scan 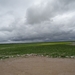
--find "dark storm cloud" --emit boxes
[26,0,75,24]
[0,0,75,43]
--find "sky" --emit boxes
[0,0,75,43]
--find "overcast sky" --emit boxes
[0,0,75,43]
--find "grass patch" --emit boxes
[0,42,75,59]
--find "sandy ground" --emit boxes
[0,56,75,75]
[72,42,75,45]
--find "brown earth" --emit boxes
[0,56,75,75]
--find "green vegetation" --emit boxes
[0,42,75,59]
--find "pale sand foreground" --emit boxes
[0,56,75,75]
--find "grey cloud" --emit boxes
[0,0,34,8]
[0,0,75,43]
[26,0,75,24]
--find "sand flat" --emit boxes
[0,56,75,75]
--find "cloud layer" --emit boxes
[0,0,75,43]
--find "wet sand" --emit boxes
[0,56,75,75]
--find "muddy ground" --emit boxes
[0,56,75,75]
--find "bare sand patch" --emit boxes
[0,56,75,75]
[71,42,75,45]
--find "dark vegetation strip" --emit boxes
[0,42,75,59]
